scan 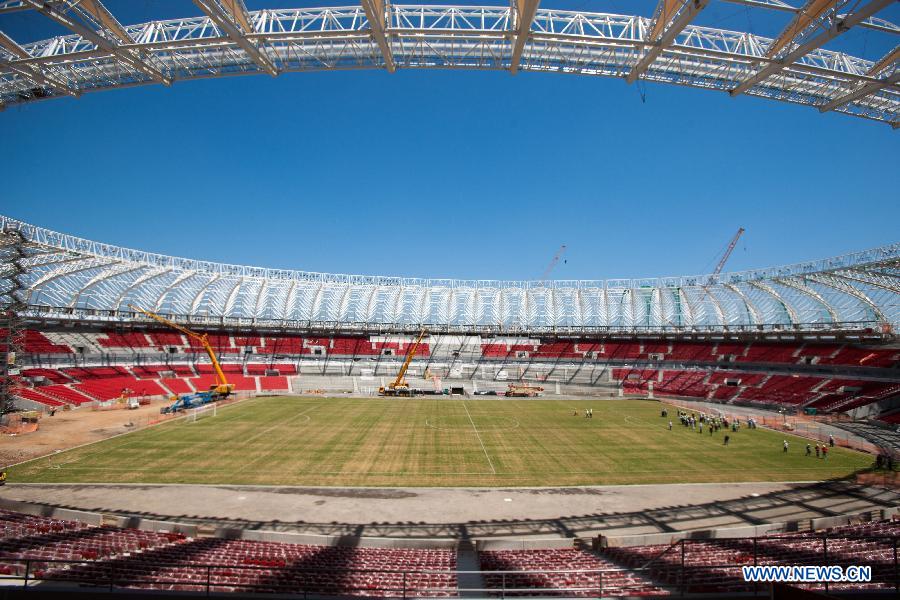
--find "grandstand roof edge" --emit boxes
[2,214,898,288]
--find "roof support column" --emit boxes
[510,0,540,74]
[626,0,710,84]
[819,46,899,113]
[24,0,170,84]
[730,0,894,97]
[361,0,395,73]
[193,0,277,76]
[0,30,77,96]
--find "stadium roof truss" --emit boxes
[1,215,898,337]
[0,1,898,125]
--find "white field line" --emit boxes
[462,401,496,475]
[30,466,497,476]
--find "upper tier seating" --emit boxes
[245,363,297,375]
[63,367,130,380]
[23,331,72,354]
[735,344,799,364]
[188,334,237,353]
[668,343,715,361]
[258,336,304,355]
[818,347,898,368]
[97,331,152,349]
[603,343,643,360]
[707,371,767,386]
[132,365,179,379]
[331,337,379,356]
[20,368,71,383]
[18,329,897,370]
[534,342,580,359]
[148,331,185,348]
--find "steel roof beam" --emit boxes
[192,0,278,76]
[718,0,899,34]
[767,0,843,59]
[22,0,170,85]
[360,0,395,73]
[819,45,899,112]
[510,0,540,75]
[74,0,132,44]
[731,0,894,97]
[806,273,886,323]
[627,0,710,84]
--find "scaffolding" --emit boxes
[0,227,27,414]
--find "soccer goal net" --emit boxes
[187,403,217,423]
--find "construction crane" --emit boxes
[378,329,427,397]
[540,244,567,280]
[712,228,745,276]
[128,304,234,400]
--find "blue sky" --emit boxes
[1,1,898,281]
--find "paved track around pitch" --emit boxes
[3,480,898,539]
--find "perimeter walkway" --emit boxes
[3,480,898,539]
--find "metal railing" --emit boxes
[0,534,897,597]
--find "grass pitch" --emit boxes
[9,397,872,487]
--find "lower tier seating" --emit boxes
[479,548,663,597]
[0,509,898,597]
[0,510,456,597]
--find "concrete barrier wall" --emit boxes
[2,496,896,551]
[0,497,103,526]
[477,538,577,551]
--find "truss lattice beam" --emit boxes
[627,0,710,84]
[0,5,898,123]
[192,0,278,76]
[361,0,395,72]
[22,0,170,85]
[731,0,895,97]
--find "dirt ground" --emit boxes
[0,400,167,467]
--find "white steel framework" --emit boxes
[2,215,898,336]
[0,2,897,125]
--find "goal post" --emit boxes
[187,403,217,423]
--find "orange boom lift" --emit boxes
[378,329,427,397]
[128,304,234,397]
